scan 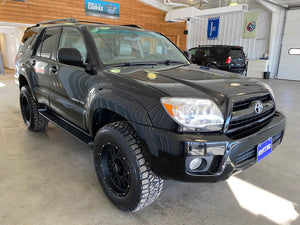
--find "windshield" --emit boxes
[89,27,189,66]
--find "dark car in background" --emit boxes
[187,45,248,75]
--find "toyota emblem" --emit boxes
[254,100,264,114]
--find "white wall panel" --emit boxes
[277,10,300,80]
[187,9,272,60]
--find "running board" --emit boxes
[39,110,94,148]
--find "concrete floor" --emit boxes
[0,70,299,225]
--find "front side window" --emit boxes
[58,28,87,62]
[89,27,189,66]
[36,29,59,58]
[189,49,197,57]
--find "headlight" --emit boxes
[161,98,224,131]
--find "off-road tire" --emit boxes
[20,85,48,131]
[94,121,163,212]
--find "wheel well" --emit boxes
[92,108,126,137]
[19,75,28,89]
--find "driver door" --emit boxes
[48,27,91,129]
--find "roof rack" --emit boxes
[122,24,143,29]
[77,20,107,25]
[36,18,78,26]
[32,18,142,30]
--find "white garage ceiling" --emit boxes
[168,0,300,7]
[139,0,300,10]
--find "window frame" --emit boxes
[57,27,89,64]
[33,27,61,61]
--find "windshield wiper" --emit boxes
[157,60,188,66]
[107,62,158,67]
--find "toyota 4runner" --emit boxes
[15,18,286,212]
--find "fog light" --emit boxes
[189,158,203,170]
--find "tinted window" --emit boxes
[231,49,245,59]
[58,28,87,62]
[189,49,197,56]
[212,48,228,59]
[36,29,59,58]
[19,28,38,52]
[199,48,211,57]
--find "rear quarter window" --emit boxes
[19,28,38,53]
[230,49,245,59]
[211,48,228,60]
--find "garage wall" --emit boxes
[187,9,271,59]
[277,10,300,81]
[0,0,186,50]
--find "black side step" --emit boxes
[39,110,94,148]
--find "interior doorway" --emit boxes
[0,21,32,71]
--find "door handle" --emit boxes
[51,66,58,73]
[31,59,36,66]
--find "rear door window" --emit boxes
[35,28,59,59]
[212,48,228,60]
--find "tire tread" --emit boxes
[21,86,48,131]
[103,121,163,212]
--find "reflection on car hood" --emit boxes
[106,64,269,102]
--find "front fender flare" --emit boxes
[86,88,152,136]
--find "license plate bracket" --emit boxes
[257,137,272,162]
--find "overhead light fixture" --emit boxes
[229,0,238,6]
[165,4,248,21]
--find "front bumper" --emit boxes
[132,111,286,182]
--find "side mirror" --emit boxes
[58,48,83,67]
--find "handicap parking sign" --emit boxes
[207,17,220,40]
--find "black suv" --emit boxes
[15,18,285,212]
[187,45,248,75]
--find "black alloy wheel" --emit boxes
[19,85,48,131]
[100,142,130,196]
[20,94,31,124]
[94,121,163,212]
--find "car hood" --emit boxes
[105,64,269,104]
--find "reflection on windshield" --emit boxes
[89,27,189,66]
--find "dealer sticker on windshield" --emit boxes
[257,137,272,162]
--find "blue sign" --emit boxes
[85,0,120,19]
[207,17,220,40]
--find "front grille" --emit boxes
[233,94,272,111]
[228,108,275,130]
[227,94,275,133]
[235,131,283,165]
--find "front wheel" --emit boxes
[94,121,163,212]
